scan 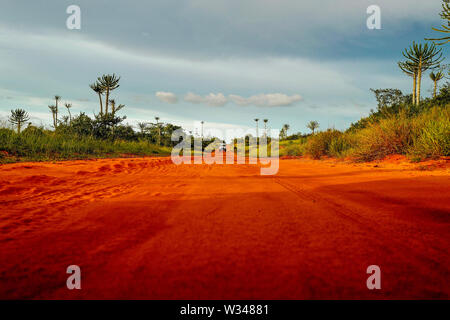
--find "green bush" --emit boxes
[350,106,449,162]
[351,114,413,162]
[408,107,450,160]
[279,142,304,157]
[304,129,344,159]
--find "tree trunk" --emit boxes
[158,126,161,145]
[412,73,417,105]
[105,88,110,115]
[98,93,103,116]
[17,121,21,134]
[55,100,58,127]
[416,60,422,105]
[416,70,421,105]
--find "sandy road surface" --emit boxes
[0,157,449,299]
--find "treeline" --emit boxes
[0,74,181,162]
[280,81,450,161]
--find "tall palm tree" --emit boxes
[65,103,72,124]
[201,121,204,138]
[90,82,104,116]
[48,105,57,128]
[54,95,61,125]
[307,121,319,134]
[254,118,259,138]
[9,109,30,133]
[398,61,418,104]
[155,116,161,145]
[430,70,445,98]
[402,42,444,105]
[426,1,450,45]
[263,119,268,137]
[97,74,120,115]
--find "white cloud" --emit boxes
[155,91,178,103]
[184,92,228,106]
[183,92,302,107]
[229,93,302,107]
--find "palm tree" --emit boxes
[54,95,61,125]
[65,103,72,123]
[137,122,147,134]
[282,123,290,137]
[426,1,450,45]
[254,118,259,139]
[48,105,57,128]
[9,109,30,133]
[307,121,319,134]
[263,119,268,136]
[90,82,104,116]
[398,61,418,104]
[430,70,445,98]
[155,116,161,145]
[402,42,444,105]
[97,74,120,115]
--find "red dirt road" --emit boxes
[0,157,449,299]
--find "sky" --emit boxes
[0,0,447,137]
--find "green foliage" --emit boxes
[427,0,450,45]
[408,107,450,160]
[8,108,30,133]
[328,134,355,158]
[306,120,319,134]
[351,106,449,162]
[279,138,306,157]
[0,126,170,163]
[370,88,407,111]
[69,112,94,136]
[304,129,344,159]
[277,103,449,162]
[349,85,450,131]
[279,123,290,139]
[351,112,415,162]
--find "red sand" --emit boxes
[0,157,449,299]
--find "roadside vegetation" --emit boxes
[0,74,177,163]
[279,87,450,162]
[280,1,450,162]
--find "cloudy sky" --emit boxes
[0,0,447,135]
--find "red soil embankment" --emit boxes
[0,157,449,299]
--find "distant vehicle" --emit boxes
[218,141,227,152]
